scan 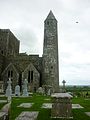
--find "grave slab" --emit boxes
[44,99,51,101]
[72,104,84,109]
[84,99,90,100]
[15,111,39,120]
[42,103,52,109]
[0,95,5,97]
[0,100,7,103]
[85,112,90,117]
[17,103,34,108]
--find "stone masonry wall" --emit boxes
[8,30,20,56]
[1,54,42,92]
[0,29,20,57]
[0,54,6,81]
[0,29,9,56]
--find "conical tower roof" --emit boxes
[45,10,57,21]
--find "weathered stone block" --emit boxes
[51,93,73,119]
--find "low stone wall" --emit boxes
[0,102,11,120]
[0,111,8,120]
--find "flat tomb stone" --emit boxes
[0,112,7,117]
[15,111,39,120]
[17,103,34,108]
[42,103,52,108]
[0,95,5,97]
[85,112,90,117]
[0,100,7,103]
[72,104,84,109]
[84,99,90,100]
[1,103,11,113]
[12,96,32,98]
[44,99,51,101]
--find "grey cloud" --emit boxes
[13,27,39,54]
[0,0,90,85]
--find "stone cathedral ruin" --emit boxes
[0,11,59,93]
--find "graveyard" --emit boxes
[0,88,90,120]
[9,93,90,120]
[0,79,90,119]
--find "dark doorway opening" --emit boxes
[19,73,22,91]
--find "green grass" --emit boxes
[10,94,51,120]
[10,94,90,120]
[72,98,90,120]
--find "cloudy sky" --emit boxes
[0,0,90,85]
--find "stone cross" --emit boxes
[62,80,66,92]
[22,79,28,96]
[6,78,12,102]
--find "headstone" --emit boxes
[42,85,52,95]
[47,89,51,96]
[22,79,28,96]
[5,78,12,102]
[15,85,20,96]
[42,85,47,95]
[51,93,73,119]
[36,87,44,94]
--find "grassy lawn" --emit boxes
[72,98,90,120]
[10,94,90,120]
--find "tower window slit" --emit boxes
[1,50,3,54]
[47,21,49,25]
[51,66,53,69]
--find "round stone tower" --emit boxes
[43,11,59,92]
